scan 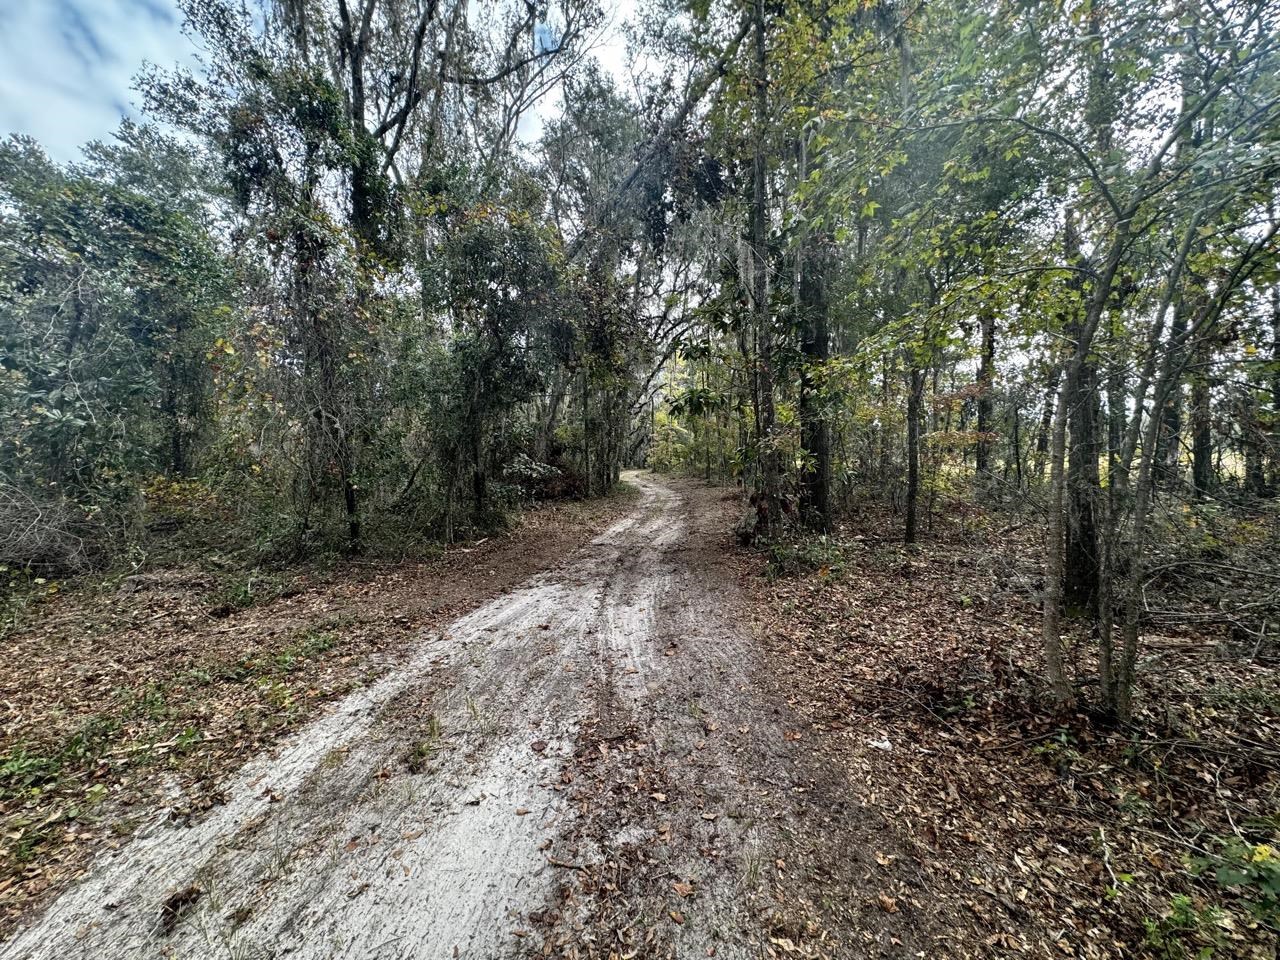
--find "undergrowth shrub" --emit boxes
[1142,894,1224,959]
[1192,836,1280,930]
[765,535,844,579]
[0,484,97,572]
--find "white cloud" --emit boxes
[0,0,642,163]
[0,0,197,162]
[516,0,637,146]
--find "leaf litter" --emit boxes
[0,492,635,939]
[741,501,1278,958]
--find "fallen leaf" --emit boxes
[159,885,203,933]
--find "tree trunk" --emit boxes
[472,430,487,520]
[1042,370,1075,706]
[799,232,831,531]
[1271,263,1280,490]
[1040,207,1132,709]
[905,366,924,545]
[163,364,186,477]
[1241,382,1266,497]
[1063,216,1101,618]
[1011,403,1024,489]
[1191,343,1213,495]
[1156,298,1189,489]
[1064,361,1101,617]
[581,368,592,497]
[1034,367,1061,478]
[749,0,780,536]
[975,307,996,491]
[1117,347,1188,720]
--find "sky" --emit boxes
[0,0,199,161]
[0,0,635,164]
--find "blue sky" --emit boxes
[0,0,196,161]
[0,0,640,163]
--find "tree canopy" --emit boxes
[2,0,1278,720]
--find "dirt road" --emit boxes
[3,473,904,960]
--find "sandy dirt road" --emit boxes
[3,473,905,960]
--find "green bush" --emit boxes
[1142,894,1223,959]
[765,535,844,578]
[1192,836,1280,929]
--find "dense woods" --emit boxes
[3,0,646,562]
[7,0,1277,710]
[2,0,1280,954]
[646,0,1280,724]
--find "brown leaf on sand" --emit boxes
[160,885,203,933]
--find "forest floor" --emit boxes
[0,473,928,960]
[0,487,638,944]
[1,473,1276,959]
[740,497,1279,960]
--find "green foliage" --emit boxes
[1192,837,1280,929]
[272,629,340,674]
[215,570,290,612]
[1142,895,1224,960]
[765,536,843,578]
[1,129,229,566]
[0,748,61,793]
[0,713,122,804]
[647,414,697,473]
